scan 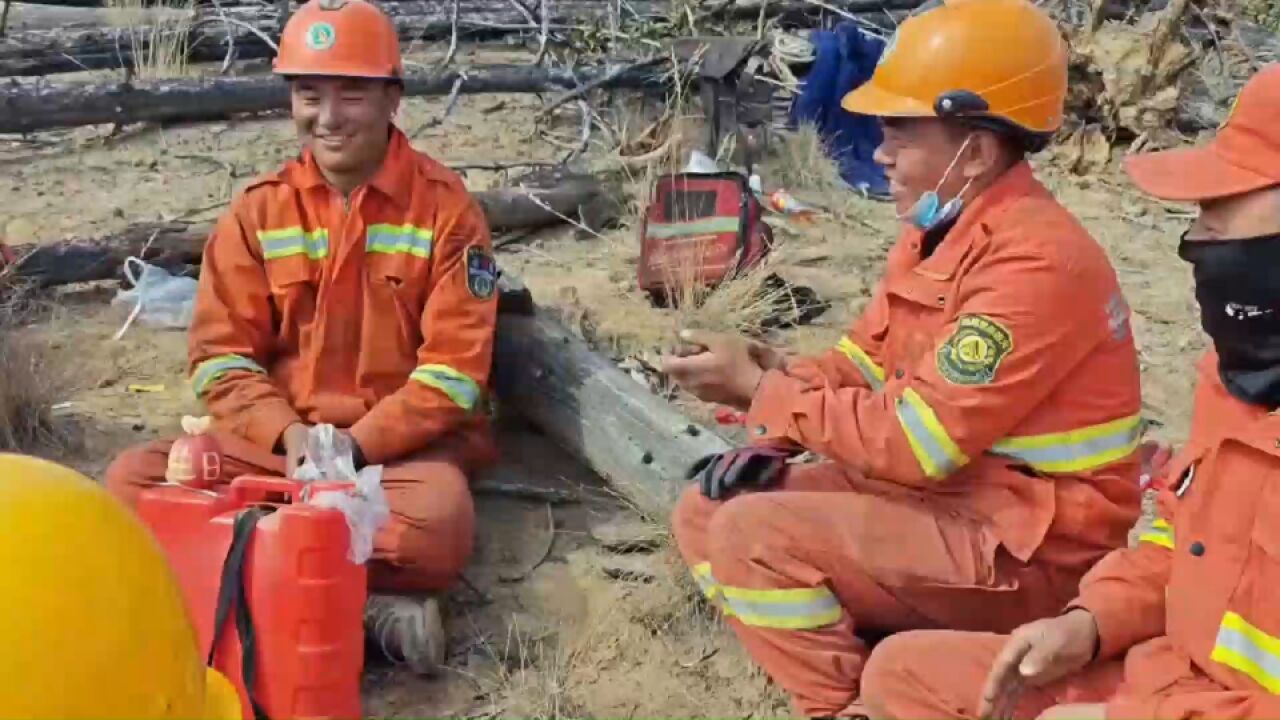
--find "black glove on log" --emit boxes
[686,446,795,501]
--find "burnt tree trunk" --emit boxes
[3,178,612,285]
[0,62,663,133]
[491,284,731,519]
[0,0,922,77]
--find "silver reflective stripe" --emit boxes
[836,337,885,390]
[410,364,481,411]
[1138,518,1174,549]
[367,223,434,259]
[191,354,267,397]
[720,586,843,630]
[257,227,329,260]
[690,562,720,600]
[1212,612,1280,693]
[722,595,840,621]
[646,217,741,239]
[895,389,967,479]
[990,414,1143,474]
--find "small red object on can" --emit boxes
[165,415,222,489]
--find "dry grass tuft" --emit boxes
[468,545,789,720]
[470,618,584,720]
[105,0,195,80]
[0,318,77,454]
[762,124,866,216]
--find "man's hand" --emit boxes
[1138,439,1174,490]
[660,330,770,409]
[1036,704,1106,720]
[979,609,1100,720]
[281,422,311,476]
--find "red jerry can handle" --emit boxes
[228,475,357,506]
[228,475,306,505]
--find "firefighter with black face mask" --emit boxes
[859,64,1280,720]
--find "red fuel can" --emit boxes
[137,476,367,720]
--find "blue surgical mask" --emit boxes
[899,135,976,231]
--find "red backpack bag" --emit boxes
[637,172,773,305]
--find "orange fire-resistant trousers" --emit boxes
[860,631,1126,719]
[671,463,1084,718]
[104,427,497,593]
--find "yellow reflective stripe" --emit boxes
[835,337,885,390]
[895,388,969,479]
[719,584,842,630]
[191,354,266,397]
[410,364,481,412]
[646,217,742,239]
[1212,611,1280,693]
[1138,517,1174,550]
[990,414,1143,474]
[690,561,721,601]
[366,223,434,259]
[256,226,329,260]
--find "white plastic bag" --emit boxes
[683,149,723,174]
[111,257,199,338]
[295,424,391,565]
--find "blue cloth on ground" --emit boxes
[789,22,891,199]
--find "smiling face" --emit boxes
[289,75,402,186]
[873,117,973,217]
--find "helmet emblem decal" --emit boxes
[305,21,337,51]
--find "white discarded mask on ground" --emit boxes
[296,423,390,565]
[111,257,199,339]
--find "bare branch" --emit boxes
[533,0,550,66]
[442,0,460,67]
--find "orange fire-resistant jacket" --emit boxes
[188,127,498,465]
[744,162,1143,564]
[1072,352,1280,718]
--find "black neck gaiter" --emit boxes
[1179,232,1280,409]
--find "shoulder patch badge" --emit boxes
[466,245,499,300]
[936,314,1013,386]
[1106,293,1131,342]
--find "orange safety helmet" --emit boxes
[842,0,1068,148]
[273,0,403,80]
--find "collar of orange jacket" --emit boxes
[289,124,416,208]
[906,159,1046,277]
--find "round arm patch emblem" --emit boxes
[936,314,1013,385]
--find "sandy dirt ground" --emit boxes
[0,40,1208,718]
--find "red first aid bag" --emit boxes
[637,172,773,302]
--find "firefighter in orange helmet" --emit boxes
[104,0,499,677]
[860,63,1280,720]
[660,1,1144,716]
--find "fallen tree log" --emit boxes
[0,0,665,76]
[492,275,731,519]
[3,178,610,286]
[0,0,921,77]
[0,62,664,133]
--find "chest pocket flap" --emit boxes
[257,225,327,292]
